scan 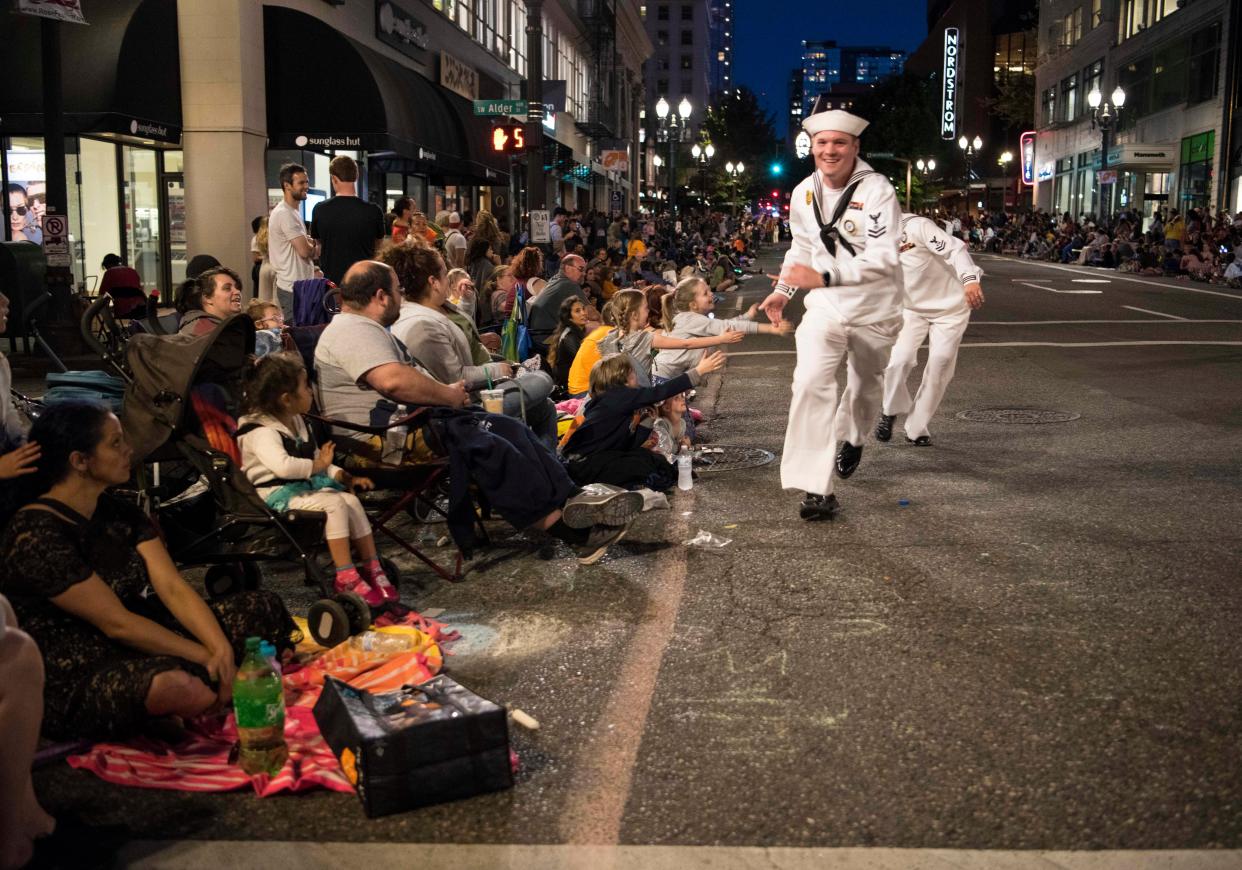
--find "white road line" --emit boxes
[982,256,1242,301]
[727,340,1242,356]
[1121,305,1187,320]
[971,319,1241,324]
[1013,280,1101,294]
[119,842,1242,870]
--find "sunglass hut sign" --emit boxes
[941,28,959,140]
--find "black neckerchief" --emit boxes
[810,172,870,258]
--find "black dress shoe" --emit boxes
[799,492,840,521]
[906,435,932,446]
[875,414,896,442]
[835,441,863,478]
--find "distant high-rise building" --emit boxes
[642,0,712,135]
[790,41,906,146]
[708,0,734,99]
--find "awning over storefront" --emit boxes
[0,0,182,143]
[1107,143,1177,172]
[264,6,507,185]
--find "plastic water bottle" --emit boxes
[349,630,417,654]
[677,445,693,491]
[233,637,287,776]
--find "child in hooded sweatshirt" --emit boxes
[561,350,725,490]
[652,276,793,381]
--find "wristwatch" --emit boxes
[821,270,833,287]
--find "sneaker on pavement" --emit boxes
[562,486,644,529]
[576,523,630,565]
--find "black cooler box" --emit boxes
[312,675,513,817]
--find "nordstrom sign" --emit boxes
[941,28,959,140]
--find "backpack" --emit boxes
[501,281,532,363]
[292,278,339,327]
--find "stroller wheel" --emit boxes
[204,563,246,599]
[333,591,373,636]
[308,598,352,648]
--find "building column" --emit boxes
[178,0,268,289]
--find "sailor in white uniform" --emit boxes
[759,100,904,521]
[874,214,985,446]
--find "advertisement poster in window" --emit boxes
[6,147,46,246]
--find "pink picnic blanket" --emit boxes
[68,628,446,797]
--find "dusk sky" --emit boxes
[732,0,933,128]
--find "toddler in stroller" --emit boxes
[237,352,396,608]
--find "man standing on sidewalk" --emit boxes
[311,155,385,287]
[268,162,319,319]
[873,213,985,447]
[758,100,903,521]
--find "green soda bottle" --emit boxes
[233,636,288,775]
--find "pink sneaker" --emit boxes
[334,567,383,607]
[363,560,400,604]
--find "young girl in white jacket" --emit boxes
[237,353,394,608]
[651,277,792,380]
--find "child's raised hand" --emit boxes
[351,475,375,492]
[0,441,40,480]
[696,350,727,376]
[312,441,335,475]
[744,303,760,320]
[719,329,745,344]
[776,318,795,336]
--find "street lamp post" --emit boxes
[691,141,715,206]
[958,134,982,215]
[998,150,1014,210]
[725,160,745,218]
[655,96,693,217]
[915,158,936,211]
[1088,85,1126,222]
[652,154,664,213]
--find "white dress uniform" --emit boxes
[881,214,982,440]
[778,158,904,498]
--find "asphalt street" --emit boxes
[27,245,1242,867]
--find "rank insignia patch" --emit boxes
[866,212,887,238]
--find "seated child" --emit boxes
[246,298,285,357]
[598,288,743,387]
[646,391,690,461]
[652,276,792,380]
[237,352,395,607]
[561,351,724,491]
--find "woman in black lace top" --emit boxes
[0,401,295,740]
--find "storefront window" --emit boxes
[78,138,122,291]
[122,146,161,294]
[1142,172,1169,229]
[1178,130,1214,212]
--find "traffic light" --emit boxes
[770,161,783,176]
[490,124,526,153]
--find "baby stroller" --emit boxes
[120,315,403,647]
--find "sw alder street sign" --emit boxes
[474,99,528,116]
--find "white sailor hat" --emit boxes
[802,94,869,138]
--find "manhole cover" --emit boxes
[956,408,1081,425]
[693,445,776,473]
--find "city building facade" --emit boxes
[707,0,734,99]
[1,0,650,300]
[907,0,1038,214]
[1031,0,1236,225]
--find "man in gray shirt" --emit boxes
[527,254,589,352]
[314,260,644,565]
